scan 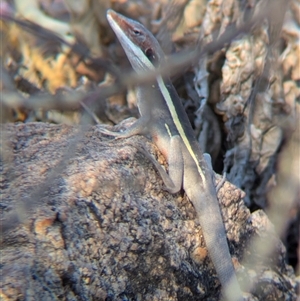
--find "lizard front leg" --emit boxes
[99,118,184,193]
[98,115,151,139]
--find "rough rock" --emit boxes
[0,123,297,301]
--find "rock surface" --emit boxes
[0,123,297,300]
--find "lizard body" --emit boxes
[105,9,243,301]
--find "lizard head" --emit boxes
[107,9,165,73]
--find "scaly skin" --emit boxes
[105,9,243,301]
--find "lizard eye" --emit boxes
[145,48,156,63]
[133,29,141,35]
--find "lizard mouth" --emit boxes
[106,9,155,73]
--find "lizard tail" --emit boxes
[188,187,243,301]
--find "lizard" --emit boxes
[104,9,243,301]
